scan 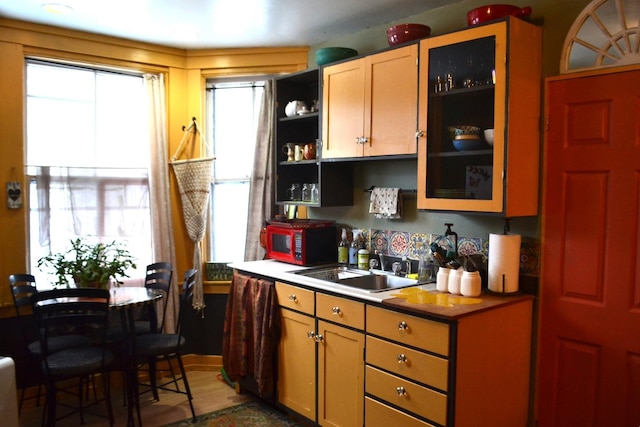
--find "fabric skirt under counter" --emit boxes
[222,272,280,398]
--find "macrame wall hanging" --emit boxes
[170,117,214,311]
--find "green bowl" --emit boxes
[315,47,358,66]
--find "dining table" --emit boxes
[109,286,164,427]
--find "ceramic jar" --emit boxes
[447,267,462,295]
[460,270,481,297]
[436,267,450,292]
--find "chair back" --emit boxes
[176,269,197,335]
[145,262,173,332]
[9,274,38,317]
[30,288,111,358]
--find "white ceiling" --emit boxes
[0,0,462,49]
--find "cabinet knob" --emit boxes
[331,306,342,316]
[288,294,297,302]
[314,334,324,343]
[396,386,407,396]
[398,321,409,331]
[355,137,361,144]
[307,331,316,339]
[397,354,407,363]
[362,136,369,144]
[416,130,425,138]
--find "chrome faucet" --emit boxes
[376,250,386,271]
[402,256,412,275]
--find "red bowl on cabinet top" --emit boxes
[467,4,532,26]
[387,23,431,46]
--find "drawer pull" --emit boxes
[314,334,324,343]
[331,306,342,316]
[307,331,316,339]
[397,354,407,363]
[398,321,409,331]
[396,386,407,396]
[288,294,297,302]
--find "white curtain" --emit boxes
[35,166,150,254]
[244,80,275,261]
[144,73,179,333]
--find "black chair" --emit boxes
[8,274,90,414]
[135,269,197,422]
[107,262,173,339]
[31,288,115,427]
[136,262,173,335]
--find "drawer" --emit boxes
[366,365,448,426]
[316,293,365,330]
[366,305,450,356]
[365,397,436,427]
[276,282,314,315]
[366,336,448,391]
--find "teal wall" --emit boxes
[307,0,593,245]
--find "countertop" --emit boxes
[229,260,534,320]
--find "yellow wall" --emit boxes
[0,18,308,311]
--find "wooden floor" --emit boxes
[18,370,252,427]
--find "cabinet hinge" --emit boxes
[545,115,550,131]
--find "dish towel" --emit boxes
[369,187,403,219]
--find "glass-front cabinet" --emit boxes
[417,18,542,216]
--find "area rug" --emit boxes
[162,400,303,427]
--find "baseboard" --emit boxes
[181,354,222,371]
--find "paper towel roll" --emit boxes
[488,233,521,293]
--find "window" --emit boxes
[206,81,264,262]
[26,60,151,287]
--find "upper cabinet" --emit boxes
[275,69,353,207]
[322,45,419,159]
[416,18,542,216]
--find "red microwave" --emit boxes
[265,219,336,266]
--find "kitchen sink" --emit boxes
[291,265,420,292]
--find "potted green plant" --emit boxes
[37,237,137,289]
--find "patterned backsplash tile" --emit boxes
[363,228,539,276]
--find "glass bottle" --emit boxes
[349,230,361,267]
[337,228,349,266]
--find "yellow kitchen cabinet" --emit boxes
[365,297,533,427]
[276,284,365,426]
[317,320,364,427]
[316,293,365,427]
[276,282,316,420]
[416,17,541,215]
[322,45,419,159]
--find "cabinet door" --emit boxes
[278,308,316,420]
[317,320,364,427]
[416,18,541,215]
[322,58,366,159]
[365,44,418,157]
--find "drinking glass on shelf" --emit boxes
[287,183,301,201]
[310,183,319,203]
[302,184,312,202]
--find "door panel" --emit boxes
[539,68,640,427]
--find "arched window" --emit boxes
[561,0,640,73]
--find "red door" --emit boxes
[538,68,640,426]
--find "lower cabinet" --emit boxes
[278,308,316,420]
[276,282,316,420]
[275,280,533,427]
[365,300,533,427]
[276,282,365,426]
